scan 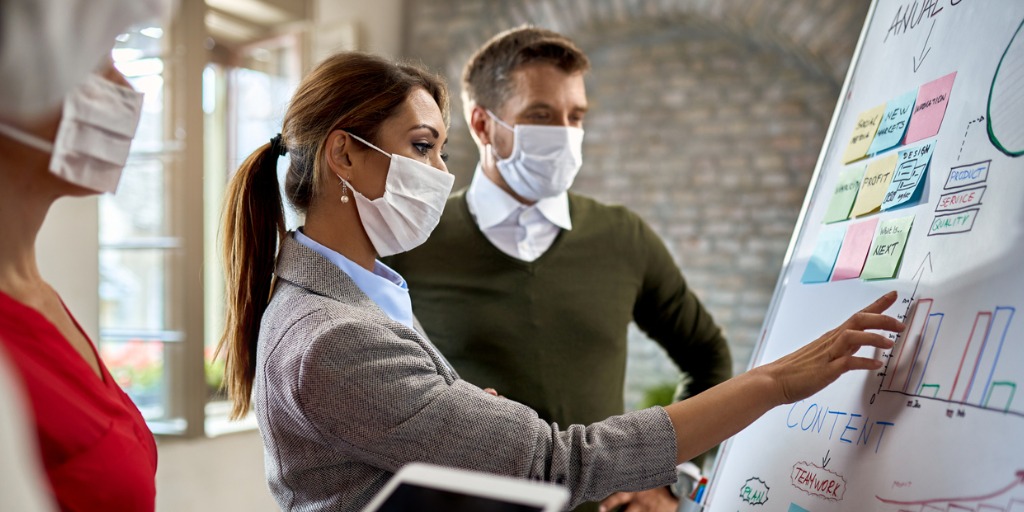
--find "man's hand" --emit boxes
[599,487,677,512]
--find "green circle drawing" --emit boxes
[987,17,1019,156]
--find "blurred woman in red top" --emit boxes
[0,62,158,510]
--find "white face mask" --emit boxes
[341,133,455,257]
[0,0,162,119]
[488,110,584,202]
[0,73,144,194]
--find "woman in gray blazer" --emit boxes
[216,52,903,511]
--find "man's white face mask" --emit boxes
[0,73,145,194]
[339,133,455,258]
[0,0,162,119]
[487,110,584,202]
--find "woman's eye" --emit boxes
[412,142,434,156]
[440,152,449,163]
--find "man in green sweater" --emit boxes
[385,27,732,512]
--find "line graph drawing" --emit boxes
[876,470,1024,511]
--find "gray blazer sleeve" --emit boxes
[296,317,679,507]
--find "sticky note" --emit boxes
[802,225,847,283]
[831,218,879,281]
[905,72,956,144]
[850,153,898,217]
[882,139,936,210]
[862,215,915,280]
[823,165,865,223]
[842,103,887,163]
[868,90,917,155]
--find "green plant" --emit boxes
[637,381,680,409]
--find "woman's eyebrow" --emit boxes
[409,124,440,138]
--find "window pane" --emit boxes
[100,248,170,331]
[100,157,169,243]
[100,339,166,420]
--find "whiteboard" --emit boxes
[706,1,1024,511]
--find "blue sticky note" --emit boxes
[789,504,810,512]
[868,90,917,155]
[801,225,847,284]
[882,138,936,210]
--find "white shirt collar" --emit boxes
[466,164,572,230]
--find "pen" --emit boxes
[690,476,707,501]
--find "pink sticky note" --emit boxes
[831,218,880,281]
[905,72,956,144]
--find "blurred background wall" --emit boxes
[401,0,870,402]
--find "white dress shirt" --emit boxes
[466,165,572,262]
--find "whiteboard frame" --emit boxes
[705,0,881,507]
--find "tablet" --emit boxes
[360,463,570,512]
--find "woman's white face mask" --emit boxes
[339,133,455,257]
[487,110,584,202]
[0,73,144,194]
[0,74,145,194]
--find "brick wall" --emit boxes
[402,0,870,408]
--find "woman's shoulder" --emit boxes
[262,279,421,365]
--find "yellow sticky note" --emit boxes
[842,104,886,163]
[850,153,898,217]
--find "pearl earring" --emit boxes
[338,175,350,203]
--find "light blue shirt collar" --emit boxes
[293,229,415,329]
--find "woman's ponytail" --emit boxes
[217,136,287,419]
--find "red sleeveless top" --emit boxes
[0,291,157,511]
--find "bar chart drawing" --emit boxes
[881,298,1019,416]
[876,470,1024,511]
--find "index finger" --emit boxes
[860,291,899,314]
[845,312,905,333]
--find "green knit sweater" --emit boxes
[387,190,733,433]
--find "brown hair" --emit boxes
[461,26,590,112]
[217,52,449,419]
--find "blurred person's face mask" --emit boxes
[340,133,455,257]
[0,0,162,118]
[487,110,584,202]
[0,73,144,193]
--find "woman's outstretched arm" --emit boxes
[664,291,904,463]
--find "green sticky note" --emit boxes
[862,215,915,280]
[823,165,865,223]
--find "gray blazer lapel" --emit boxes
[274,234,459,382]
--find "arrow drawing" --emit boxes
[913,19,936,73]
[959,115,986,161]
[822,449,831,469]
[875,252,933,398]
[910,251,934,302]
